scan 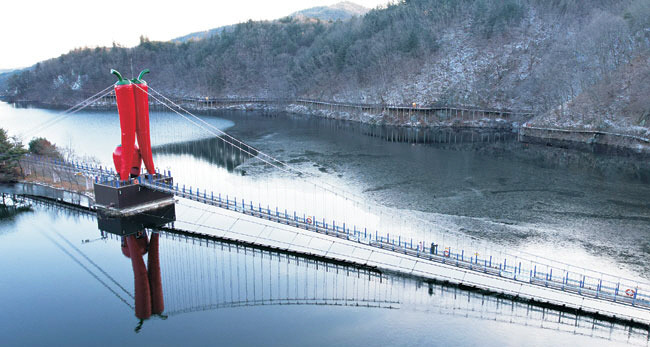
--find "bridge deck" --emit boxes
[171,198,650,325]
[18,156,650,325]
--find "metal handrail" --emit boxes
[24,156,650,311]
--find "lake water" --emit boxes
[0,201,647,346]
[1,102,650,345]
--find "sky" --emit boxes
[0,0,389,70]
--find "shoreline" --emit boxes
[6,98,650,157]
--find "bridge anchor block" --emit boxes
[93,174,175,216]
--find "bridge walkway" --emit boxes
[18,156,650,325]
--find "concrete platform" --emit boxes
[93,174,174,215]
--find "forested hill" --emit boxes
[3,0,650,132]
[173,2,368,43]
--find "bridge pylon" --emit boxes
[93,69,175,217]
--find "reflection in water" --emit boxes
[0,193,32,220]
[157,232,397,315]
[127,230,650,344]
[328,119,518,147]
[96,205,176,330]
[96,205,176,236]
[6,198,650,345]
[121,232,164,328]
[153,136,258,172]
[36,199,650,344]
[36,222,167,332]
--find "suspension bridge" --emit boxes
[10,79,650,328]
[17,196,650,344]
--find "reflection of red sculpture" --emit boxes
[121,232,164,320]
[111,69,156,180]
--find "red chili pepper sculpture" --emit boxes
[132,70,156,175]
[111,69,156,180]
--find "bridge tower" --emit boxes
[93,69,175,216]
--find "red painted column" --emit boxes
[112,69,137,181]
[132,69,156,175]
[147,232,164,314]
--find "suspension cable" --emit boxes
[140,84,373,206]
[53,229,134,299]
[138,85,479,249]
[22,87,114,139]
[41,231,134,309]
[18,85,114,140]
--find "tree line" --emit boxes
[3,0,649,125]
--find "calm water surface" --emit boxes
[1,102,650,344]
[2,102,649,279]
[0,203,647,346]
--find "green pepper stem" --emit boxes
[110,69,124,82]
[137,69,150,81]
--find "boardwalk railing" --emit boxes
[21,155,650,312]
[82,93,649,150]
[91,92,535,122]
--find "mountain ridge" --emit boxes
[290,1,369,21]
[173,1,368,42]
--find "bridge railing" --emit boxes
[24,155,650,312]
[127,172,650,312]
